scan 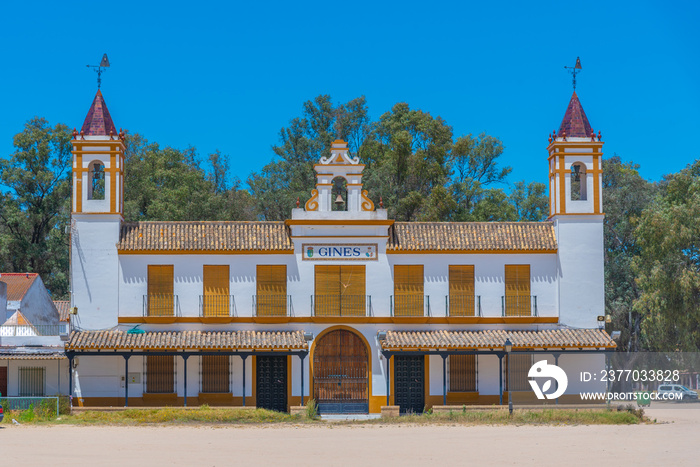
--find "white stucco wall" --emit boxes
[72,214,122,330]
[1,359,69,397]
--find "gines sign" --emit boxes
[302,244,378,261]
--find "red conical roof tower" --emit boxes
[80,90,117,136]
[557,92,592,138]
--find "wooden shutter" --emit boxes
[505,354,531,391]
[0,366,7,397]
[505,265,531,317]
[341,265,365,316]
[394,265,424,317]
[201,355,229,393]
[203,265,230,317]
[314,265,366,316]
[147,265,174,316]
[449,265,475,316]
[449,355,476,392]
[146,356,174,393]
[256,265,287,316]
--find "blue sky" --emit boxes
[1,0,698,190]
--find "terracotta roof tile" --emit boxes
[381,329,616,350]
[0,273,38,301]
[117,221,294,252]
[53,300,70,322]
[81,90,117,136]
[66,330,308,351]
[388,222,557,252]
[557,92,593,138]
[3,310,31,326]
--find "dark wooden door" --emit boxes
[256,356,287,412]
[394,356,425,414]
[313,329,369,413]
[0,366,7,397]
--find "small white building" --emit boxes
[65,90,613,412]
[0,273,68,398]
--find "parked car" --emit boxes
[657,384,699,402]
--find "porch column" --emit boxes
[299,353,305,406]
[68,355,74,406]
[182,355,189,407]
[385,353,391,406]
[498,354,503,405]
[442,354,447,405]
[241,355,247,407]
[124,355,131,407]
[553,353,560,406]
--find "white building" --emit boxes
[65,90,614,413]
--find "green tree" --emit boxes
[123,133,255,222]
[248,95,373,220]
[602,156,657,351]
[0,118,71,297]
[633,160,700,351]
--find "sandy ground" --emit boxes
[1,407,699,466]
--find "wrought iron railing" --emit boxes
[199,295,236,317]
[501,295,538,317]
[390,295,430,317]
[143,294,180,317]
[0,324,69,336]
[252,294,292,317]
[311,295,372,317]
[445,295,481,317]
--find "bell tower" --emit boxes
[548,92,605,328]
[70,90,123,330]
[547,92,603,217]
[71,89,124,216]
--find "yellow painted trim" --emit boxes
[313,163,366,169]
[285,219,394,226]
[110,152,117,213]
[117,316,560,325]
[593,155,601,214]
[387,249,557,255]
[117,249,294,255]
[305,189,319,211]
[558,154,566,214]
[308,325,372,409]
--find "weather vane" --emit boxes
[564,57,582,91]
[86,54,110,89]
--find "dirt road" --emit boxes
[1,408,698,466]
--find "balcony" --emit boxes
[252,294,292,317]
[143,294,180,317]
[199,295,236,317]
[446,295,481,317]
[390,295,431,317]
[311,295,372,317]
[501,295,538,317]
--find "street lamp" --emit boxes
[504,338,513,415]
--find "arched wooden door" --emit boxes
[313,329,369,414]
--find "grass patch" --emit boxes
[3,405,647,426]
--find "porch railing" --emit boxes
[0,324,69,336]
[311,295,372,317]
[252,294,292,317]
[501,295,538,317]
[390,295,430,317]
[445,295,481,317]
[199,295,236,317]
[143,294,180,317]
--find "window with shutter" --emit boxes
[504,265,531,316]
[146,356,174,393]
[203,265,230,317]
[505,354,532,391]
[201,355,230,393]
[256,265,287,316]
[147,265,174,316]
[449,265,475,316]
[449,355,477,392]
[314,265,366,316]
[394,265,424,316]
